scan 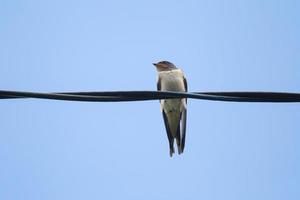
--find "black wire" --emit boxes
[1,90,300,103]
[201,92,300,102]
[0,90,241,102]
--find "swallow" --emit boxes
[153,61,187,157]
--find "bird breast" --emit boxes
[158,69,185,92]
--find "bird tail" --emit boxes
[176,138,183,155]
[175,120,183,155]
[169,138,175,157]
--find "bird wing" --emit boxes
[183,75,188,102]
[157,75,161,91]
[162,109,174,145]
[158,76,171,140]
[180,104,187,152]
[180,75,188,152]
[158,74,175,155]
[157,75,162,104]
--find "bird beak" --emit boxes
[153,63,157,67]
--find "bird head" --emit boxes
[153,61,177,72]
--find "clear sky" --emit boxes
[1,0,300,199]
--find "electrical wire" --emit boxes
[1,90,300,103]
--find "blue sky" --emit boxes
[1,0,300,199]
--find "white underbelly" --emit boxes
[158,69,186,112]
[159,70,185,92]
[158,70,186,136]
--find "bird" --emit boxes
[153,61,187,157]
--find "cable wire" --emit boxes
[1,90,300,103]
